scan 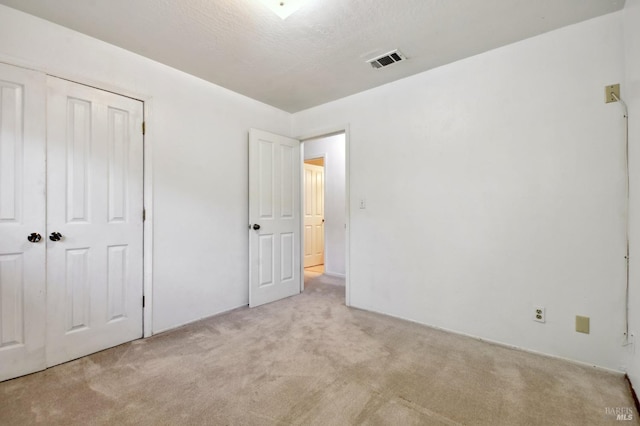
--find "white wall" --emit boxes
[623,0,640,386]
[293,12,627,369]
[303,134,346,276]
[0,5,291,333]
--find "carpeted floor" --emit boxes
[0,273,638,425]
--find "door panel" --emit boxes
[280,144,295,218]
[0,254,24,343]
[108,108,131,223]
[46,77,143,367]
[107,245,128,321]
[303,163,324,267]
[66,98,91,223]
[259,234,274,287]
[259,140,274,219]
[281,232,294,280]
[249,129,300,307]
[0,63,46,381]
[65,248,90,332]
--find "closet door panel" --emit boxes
[0,63,46,382]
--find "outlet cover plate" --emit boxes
[605,84,620,103]
[534,306,545,323]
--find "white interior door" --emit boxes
[303,163,324,268]
[249,129,301,307]
[45,77,144,366]
[0,63,47,381]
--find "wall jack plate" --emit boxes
[605,84,620,103]
[576,315,590,334]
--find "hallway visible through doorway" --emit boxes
[301,132,346,284]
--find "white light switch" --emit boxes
[359,199,366,209]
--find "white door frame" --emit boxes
[298,126,350,306]
[0,57,155,338]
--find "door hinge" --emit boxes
[142,296,145,308]
[143,208,146,221]
[142,121,146,135]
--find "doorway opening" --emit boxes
[301,132,347,292]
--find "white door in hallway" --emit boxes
[45,77,144,366]
[249,129,301,307]
[0,63,47,381]
[303,163,324,268]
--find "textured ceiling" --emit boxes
[0,0,626,112]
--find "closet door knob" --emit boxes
[27,233,42,243]
[49,232,63,242]
[252,224,261,230]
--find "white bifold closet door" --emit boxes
[46,77,144,367]
[0,63,144,382]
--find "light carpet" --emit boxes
[0,273,637,425]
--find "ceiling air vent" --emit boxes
[367,50,407,69]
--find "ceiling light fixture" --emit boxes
[261,0,310,19]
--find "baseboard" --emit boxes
[350,303,623,375]
[324,271,345,278]
[151,303,248,336]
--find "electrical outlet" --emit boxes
[605,84,620,103]
[359,199,366,209]
[534,306,545,323]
